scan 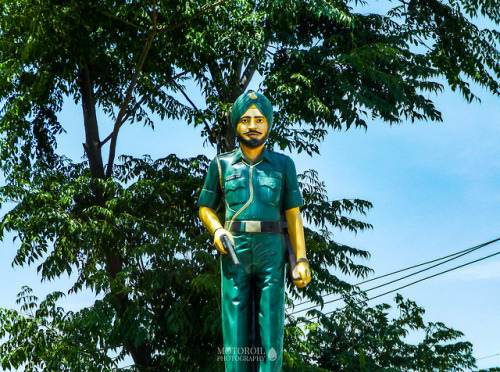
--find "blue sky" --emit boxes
[1,80,499,369]
[306,86,500,369]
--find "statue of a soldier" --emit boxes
[199,91,311,371]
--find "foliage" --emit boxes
[0,287,116,371]
[0,152,371,370]
[0,154,226,370]
[0,0,499,370]
[179,0,500,153]
[285,293,476,371]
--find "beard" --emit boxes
[237,131,269,148]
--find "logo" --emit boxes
[268,347,277,362]
[217,347,265,362]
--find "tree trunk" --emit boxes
[217,88,247,154]
[80,64,105,179]
[217,112,236,154]
[79,63,153,368]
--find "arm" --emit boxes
[199,206,234,255]
[285,206,311,288]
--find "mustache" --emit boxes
[243,130,263,135]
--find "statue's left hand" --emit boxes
[293,261,311,288]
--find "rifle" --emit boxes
[221,234,239,266]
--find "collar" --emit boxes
[231,147,274,165]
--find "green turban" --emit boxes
[230,91,274,132]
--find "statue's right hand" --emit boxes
[214,228,234,255]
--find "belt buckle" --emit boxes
[245,221,261,233]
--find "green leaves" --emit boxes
[0,153,227,369]
[286,293,476,371]
[1,0,499,369]
[0,148,375,369]
[0,287,117,372]
[390,0,500,103]
[299,169,373,234]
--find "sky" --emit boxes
[1,22,500,372]
[295,86,500,369]
[1,81,499,370]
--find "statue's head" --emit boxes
[231,91,273,148]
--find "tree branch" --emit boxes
[100,70,189,147]
[80,63,105,179]
[105,1,159,179]
[207,61,226,98]
[240,59,257,91]
[157,0,232,34]
[104,0,232,178]
[230,60,242,89]
[173,80,213,135]
[240,42,269,91]
[98,10,148,31]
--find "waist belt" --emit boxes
[225,220,286,233]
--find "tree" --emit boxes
[0,0,233,369]
[177,0,500,154]
[285,293,476,371]
[0,0,499,370]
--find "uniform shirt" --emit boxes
[198,147,303,222]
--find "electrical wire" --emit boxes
[290,237,500,310]
[293,246,500,324]
[476,353,500,361]
[288,238,500,316]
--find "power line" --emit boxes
[356,238,500,286]
[477,352,500,361]
[289,238,500,316]
[294,246,500,323]
[355,248,500,306]
[290,237,500,311]
[290,238,500,315]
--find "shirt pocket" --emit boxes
[225,177,248,207]
[258,176,282,206]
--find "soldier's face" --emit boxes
[236,106,269,148]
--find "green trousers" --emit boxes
[221,232,286,372]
